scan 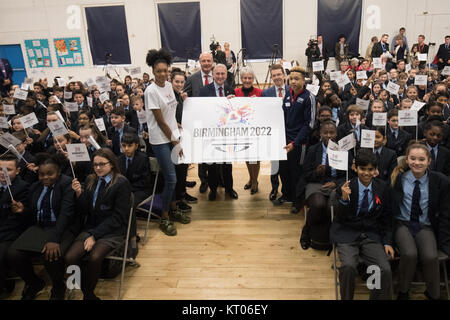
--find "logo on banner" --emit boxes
[218,102,254,127]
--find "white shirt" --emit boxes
[144,81,180,145]
[201,70,213,86]
[275,85,286,98]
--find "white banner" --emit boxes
[312,60,324,72]
[66,144,91,162]
[180,97,287,163]
[372,112,387,127]
[414,75,427,86]
[398,110,418,127]
[338,133,357,151]
[356,71,368,80]
[361,129,376,149]
[48,120,69,137]
[327,149,348,171]
[19,113,39,129]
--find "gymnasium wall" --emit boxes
[0,0,449,83]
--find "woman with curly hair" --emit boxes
[144,49,190,237]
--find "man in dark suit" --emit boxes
[261,64,289,201]
[199,64,238,201]
[184,52,214,193]
[414,35,429,69]
[371,34,390,59]
[0,58,13,98]
[330,150,393,300]
[437,36,450,71]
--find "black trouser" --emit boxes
[207,163,233,192]
[131,190,150,237]
[198,163,208,184]
[301,193,330,242]
[6,248,66,292]
[279,146,303,201]
[175,164,188,200]
[65,240,113,300]
[0,241,13,290]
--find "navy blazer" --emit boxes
[199,82,235,97]
[183,70,206,97]
[389,170,450,254]
[376,147,397,181]
[330,177,393,245]
[118,151,151,193]
[0,177,29,242]
[261,85,289,98]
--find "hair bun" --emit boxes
[146,48,172,68]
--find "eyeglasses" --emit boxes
[93,162,110,168]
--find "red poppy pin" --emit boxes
[375,195,381,205]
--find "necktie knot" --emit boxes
[414,180,420,187]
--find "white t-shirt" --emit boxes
[144,81,180,145]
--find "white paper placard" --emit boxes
[398,110,418,127]
[361,129,376,149]
[312,60,324,72]
[356,71,368,80]
[89,136,101,150]
[86,96,93,107]
[66,144,91,162]
[21,83,31,91]
[65,102,78,112]
[7,144,28,164]
[414,75,427,86]
[336,74,351,88]
[3,105,15,115]
[306,84,320,96]
[187,60,196,68]
[372,112,387,127]
[282,62,292,70]
[418,53,428,62]
[129,67,141,76]
[405,64,412,73]
[99,92,109,104]
[64,91,73,100]
[338,133,357,151]
[356,98,370,111]
[326,149,349,171]
[137,110,147,124]
[0,133,21,148]
[48,120,69,137]
[13,88,28,101]
[410,101,426,112]
[373,58,383,69]
[55,110,66,124]
[386,82,400,95]
[0,117,9,129]
[56,78,67,87]
[443,66,450,76]
[94,118,106,132]
[330,71,341,81]
[19,113,38,129]
[327,140,340,151]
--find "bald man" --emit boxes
[183,52,215,193]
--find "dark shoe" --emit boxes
[184,193,198,204]
[176,201,192,213]
[273,196,292,206]
[21,279,45,300]
[208,190,217,201]
[290,205,300,214]
[50,287,66,300]
[300,238,311,250]
[129,245,139,259]
[199,182,208,193]
[269,189,278,201]
[397,291,409,300]
[185,181,196,188]
[244,183,251,190]
[169,209,191,224]
[226,189,238,199]
[159,219,177,236]
[250,183,259,195]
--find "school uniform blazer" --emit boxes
[118,151,151,193]
[433,145,450,176]
[18,151,37,184]
[376,147,397,181]
[199,83,235,97]
[303,142,346,185]
[336,122,370,142]
[106,124,137,141]
[389,171,450,254]
[0,177,29,242]
[385,128,412,157]
[26,174,76,243]
[371,42,390,58]
[102,114,113,132]
[330,178,393,245]
[261,85,290,98]
[183,71,205,97]
[78,175,132,240]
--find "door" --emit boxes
[0,44,27,85]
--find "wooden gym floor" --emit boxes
[5,162,434,300]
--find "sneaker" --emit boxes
[177,201,192,213]
[169,209,191,224]
[21,279,45,300]
[159,219,177,236]
[184,193,198,204]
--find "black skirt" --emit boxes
[10,225,76,254]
